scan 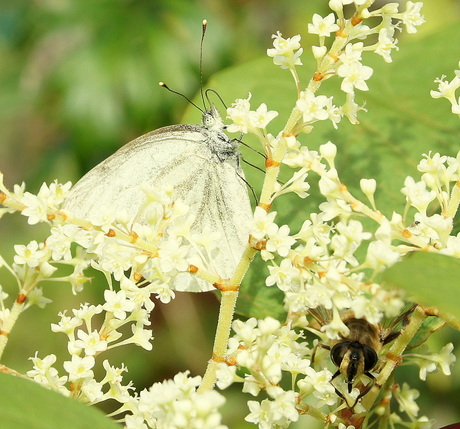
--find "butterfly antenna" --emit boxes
[205,88,227,110]
[159,82,204,114]
[200,19,208,110]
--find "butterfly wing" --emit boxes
[64,124,252,292]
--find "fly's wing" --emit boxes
[308,306,333,328]
[64,124,252,292]
[380,303,418,345]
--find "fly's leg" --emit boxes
[350,371,376,410]
[310,342,331,365]
[330,369,352,409]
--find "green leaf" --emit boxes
[0,373,119,429]
[182,23,460,320]
[237,264,286,321]
[382,252,460,324]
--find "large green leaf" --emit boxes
[182,23,460,320]
[0,373,119,429]
[382,252,460,324]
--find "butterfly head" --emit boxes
[202,105,225,132]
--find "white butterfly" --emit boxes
[63,105,253,292]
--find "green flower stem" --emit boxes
[199,20,358,393]
[0,295,27,360]
[446,180,460,219]
[198,289,239,393]
[199,243,257,392]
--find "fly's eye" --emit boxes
[330,342,351,367]
[362,345,378,371]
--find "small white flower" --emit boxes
[319,198,352,221]
[27,353,58,378]
[298,367,335,402]
[81,379,104,403]
[296,89,330,123]
[401,176,436,213]
[320,141,337,162]
[266,224,296,257]
[102,360,127,385]
[129,323,154,351]
[318,175,341,199]
[417,359,437,381]
[374,27,399,63]
[227,95,278,134]
[266,259,300,291]
[103,289,136,320]
[27,353,68,393]
[216,363,237,390]
[48,181,72,206]
[415,343,456,380]
[365,240,400,271]
[157,237,189,273]
[21,192,49,225]
[308,13,340,38]
[400,1,425,34]
[267,31,303,70]
[396,382,420,417]
[73,330,108,356]
[51,311,82,338]
[63,355,95,382]
[328,0,355,13]
[342,92,366,124]
[251,207,278,241]
[226,94,252,133]
[245,390,299,427]
[232,318,259,345]
[312,45,327,60]
[26,287,53,309]
[46,224,80,261]
[360,178,377,195]
[337,60,374,93]
[14,240,47,267]
[73,303,103,324]
[248,103,279,129]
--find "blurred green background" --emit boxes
[1,0,460,427]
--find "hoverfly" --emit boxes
[308,303,417,408]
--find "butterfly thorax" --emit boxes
[202,106,239,164]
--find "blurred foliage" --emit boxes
[1,0,460,428]
[0,0,333,187]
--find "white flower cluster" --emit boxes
[28,353,132,405]
[408,343,457,381]
[1,1,458,428]
[0,175,229,427]
[258,1,425,129]
[226,93,279,141]
[126,372,227,429]
[217,318,308,427]
[431,61,460,117]
[222,2,458,425]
